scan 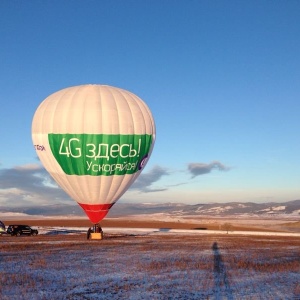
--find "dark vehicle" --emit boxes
[0,220,6,235]
[7,225,38,236]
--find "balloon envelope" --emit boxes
[32,85,156,223]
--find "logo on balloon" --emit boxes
[34,145,46,151]
[138,155,149,170]
[48,133,153,176]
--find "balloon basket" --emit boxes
[90,232,103,240]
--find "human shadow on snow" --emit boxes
[212,242,234,300]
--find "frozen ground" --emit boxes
[0,227,299,299]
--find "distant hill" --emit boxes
[108,200,300,218]
[1,200,299,219]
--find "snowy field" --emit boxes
[0,227,299,299]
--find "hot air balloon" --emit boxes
[32,84,155,226]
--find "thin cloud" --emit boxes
[167,182,189,188]
[0,164,171,209]
[130,165,169,193]
[188,161,230,178]
[0,164,72,208]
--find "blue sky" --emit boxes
[1,1,300,211]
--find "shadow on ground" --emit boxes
[212,242,234,300]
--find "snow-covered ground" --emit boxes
[1,227,299,299]
[36,226,300,237]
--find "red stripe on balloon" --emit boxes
[78,203,115,224]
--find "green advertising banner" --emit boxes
[48,134,153,176]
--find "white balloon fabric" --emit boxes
[32,85,156,223]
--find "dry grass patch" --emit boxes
[0,233,299,299]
